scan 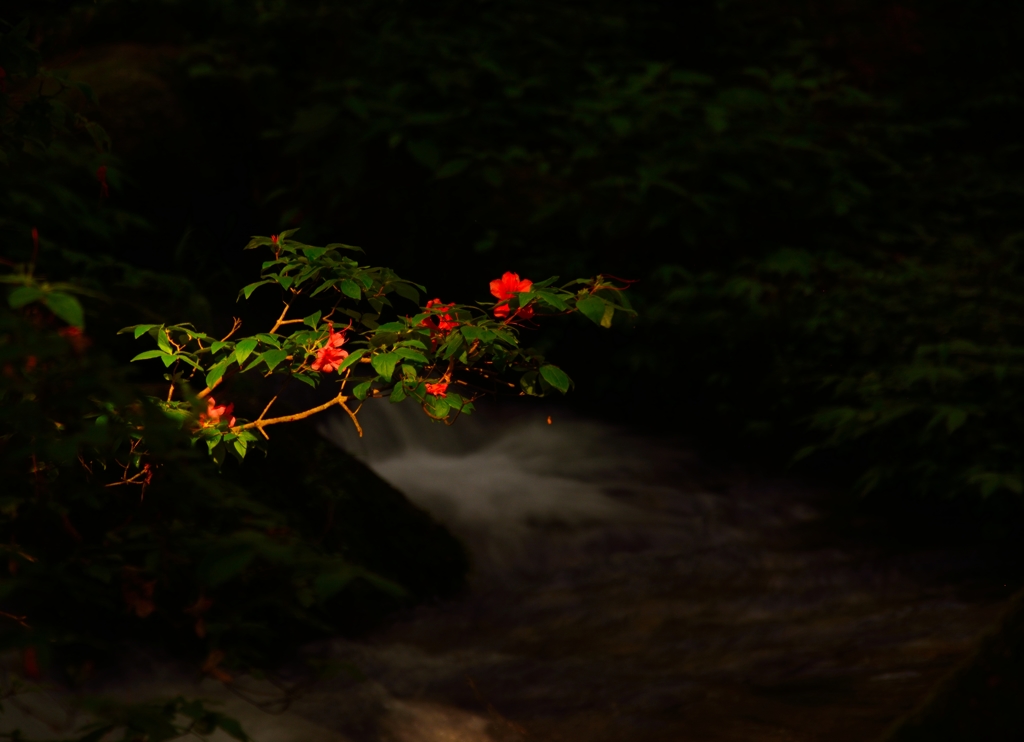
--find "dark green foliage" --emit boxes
[0,694,251,742]
[0,12,468,692]
[0,303,466,671]
[55,0,1014,502]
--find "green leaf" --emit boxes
[131,350,171,362]
[303,310,323,328]
[310,279,337,297]
[201,549,256,587]
[340,279,362,300]
[534,289,568,311]
[353,381,373,400]
[156,328,172,353]
[234,338,259,365]
[133,324,159,339]
[424,396,451,419]
[371,352,399,381]
[205,361,229,389]
[407,139,441,169]
[540,364,572,393]
[73,81,99,104]
[440,333,466,360]
[215,716,251,742]
[394,347,428,364]
[600,302,615,328]
[520,371,541,396]
[436,159,470,178]
[313,569,355,600]
[8,286,44,308]
[531,276,560,289]
[177,354,203,370]
[43,292,85,328]
[240,280,273,300]
[398,338,428,350]
[460,326,496,343]
[211,340,231,355]
[576,296,606,326]
[261,349,290,372]
[390,384,408,403]
[392,282,420,303]
[337,348,367,372]
[293,373,318,388]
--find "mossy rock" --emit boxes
[226,422,469,631]
[884,589,1024,741]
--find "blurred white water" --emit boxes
[4,402,1013,742]
[318,401,663,576]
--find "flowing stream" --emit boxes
[4,404,1017,741]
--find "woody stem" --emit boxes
[268,302,291,334]
[197,377,222,400]
[339,399,363,438]
[257,395,278,421]
[220,317,242,343]
[233,392,349,434]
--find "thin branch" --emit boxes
[220,317,243,342]
[268,302,291,334]
[197,377,223,399]
[257,395,279,421]
[233,392,348,435]
[0,611,30,629]
[339,399,364,437]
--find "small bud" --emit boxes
[23,647,40,679]
[96,165,109,198]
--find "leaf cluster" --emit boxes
[122,230,631,462]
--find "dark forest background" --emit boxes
[3,0,1024,736]
[11,0,1024,502]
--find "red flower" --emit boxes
[425,381,448,397]
[489,272,534,319]
[96,165,109,198]
[422,298,458,332]
[199,396,236,427]
[271,234,278,243]
[312,323,349,373]
[59,325,90,354]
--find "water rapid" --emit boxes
[4,402,1016,742]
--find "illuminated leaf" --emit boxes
[540,364,572,393]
